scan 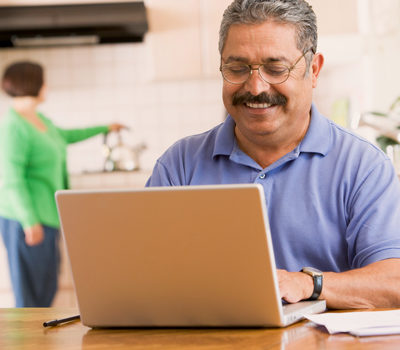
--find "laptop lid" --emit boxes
[56,184,322,328]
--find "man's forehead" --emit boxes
[225,21,297,42]
[222,22,299,62]
[222,54,291,64]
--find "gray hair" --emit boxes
[219,0,317,67]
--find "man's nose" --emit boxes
[244,67,272,96]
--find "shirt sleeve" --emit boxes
[56,125,109,144]
[38,114,109,144]
[0,124,39,228]
[145,159,176,187]
[346,159,400,268]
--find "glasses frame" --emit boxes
[220,48,315,85]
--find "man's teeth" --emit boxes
[246,102,272,108]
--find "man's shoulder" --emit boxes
[327,118,387,160]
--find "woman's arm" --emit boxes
[56,123,126,144]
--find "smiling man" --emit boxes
[146,0,400,309]
[220,20,322,168]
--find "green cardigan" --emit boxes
[0,108,109,229]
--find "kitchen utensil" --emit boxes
[102,131,146,172]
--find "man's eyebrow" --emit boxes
[222,55,291,64]
[262,55,290,64]
[223,56,250,64]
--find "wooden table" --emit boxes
[1,308,400,349]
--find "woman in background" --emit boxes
[0,61,124,307]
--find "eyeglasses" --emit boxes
[220,48,315,85]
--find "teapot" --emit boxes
[102,131,146,172]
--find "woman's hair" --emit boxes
[2,61,44,97]
[219,0,317,67]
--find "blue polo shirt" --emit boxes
[146,104,400,272]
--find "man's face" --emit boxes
[221,21,322,147]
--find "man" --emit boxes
[146,0,400,309]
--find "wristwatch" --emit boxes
[301,267,323,300]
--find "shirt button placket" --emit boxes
[259,173,266,179]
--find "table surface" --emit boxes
[1,308,400,350]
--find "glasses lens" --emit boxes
[259,63,289,84]
[221,64,250,84]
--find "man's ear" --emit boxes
[311,53,324,88]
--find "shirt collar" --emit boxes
[212,103,332,158]
[212,115,236,158]
[298,103,331,156]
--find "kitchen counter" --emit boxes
[69,170,151,190]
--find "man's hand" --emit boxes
[24,224,44,246]
[277,269,314,303]
[278,260,400,308]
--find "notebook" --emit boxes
[55,184,326,328]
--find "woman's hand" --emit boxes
[108,123,128,132]
[24,224,45,246]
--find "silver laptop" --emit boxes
[56,184,325,328]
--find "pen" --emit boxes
[43,315,80,327]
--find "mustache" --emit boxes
[232,91,287,106]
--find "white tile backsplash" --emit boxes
[0,42,224,174]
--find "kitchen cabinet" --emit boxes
[0,0,140,5]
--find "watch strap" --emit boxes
[301,268,323,300]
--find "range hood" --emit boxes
[0,2,148,48]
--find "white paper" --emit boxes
[349,326,400,337]
[305,310,400,336]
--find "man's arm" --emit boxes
[278,258,400,309]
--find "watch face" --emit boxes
[303,267,323,276]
